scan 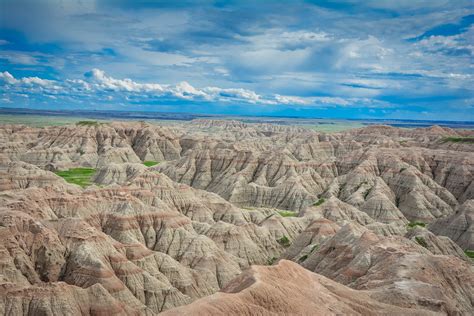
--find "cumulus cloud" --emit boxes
[0,69,389,109]
[0,71,56,87]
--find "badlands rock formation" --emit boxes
[0,119,473,315]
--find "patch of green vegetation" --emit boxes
[407,221,426,229]
[278,210,297,217]
[143,161,159,167]
[76,120,100,126]
[400,167,407,172]
[277,235,291,247]
[299,254,308,262]
[465,250,474,259]
[55,167,96,188]
[442,136,474,143]
[415,236,428,249]
[363,189,371,199]
[310,244,319,253]
[313,198,326,207]
[267,256,278,265]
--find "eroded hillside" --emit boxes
[0,120,472,315]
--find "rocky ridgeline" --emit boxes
[0,120,473,315]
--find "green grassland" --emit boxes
[143,161,159,167]
[55,168,96,187]
[313,198,326,206]
[277,210,297,217]
[407,221,426,229]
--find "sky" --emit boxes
[0,0,473,121]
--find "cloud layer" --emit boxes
[0,0,473,120]
[2,69,385,109]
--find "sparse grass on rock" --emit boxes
[415,236,428,248]
[278,210,297,217]
[310,244,319,253]
[277,235,291,247]
[465,250,474,259]
[407,221,426,229]
[267,257,278,265]
[299,254,308,262]
[313,198,326,206]
[55,167,96,187]
[143,161,159,167]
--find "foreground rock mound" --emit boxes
[0,161,304,314]
[302,223,474,314]
[162,260,433,316]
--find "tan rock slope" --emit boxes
[162,260,438,316]
[429,199,474,250]
[0,120,473,315]
[0,160,304,314]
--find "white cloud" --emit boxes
[86,68,165,93]
[0,71,18,84]
[0,68,396,109]
[416,29,474,56]
[275,95,313,105]
[0,71,55,87]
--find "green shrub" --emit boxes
[55,168,96,187]
[310,244,319,253]
[299,254,308,262]
[267,256,278,265]
[363,189,371,199]
[278,210,297,217]
[415,236,428,248]
[407,221,426,228]
[143,161,159,167]
[465,250,474,259]
[313,198,326,206]
[277,235,291,247]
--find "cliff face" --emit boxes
[0,120,473,315]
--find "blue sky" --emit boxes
[0,0,473,120]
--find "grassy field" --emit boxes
[0,115,106,127]
[55,168,96,187]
